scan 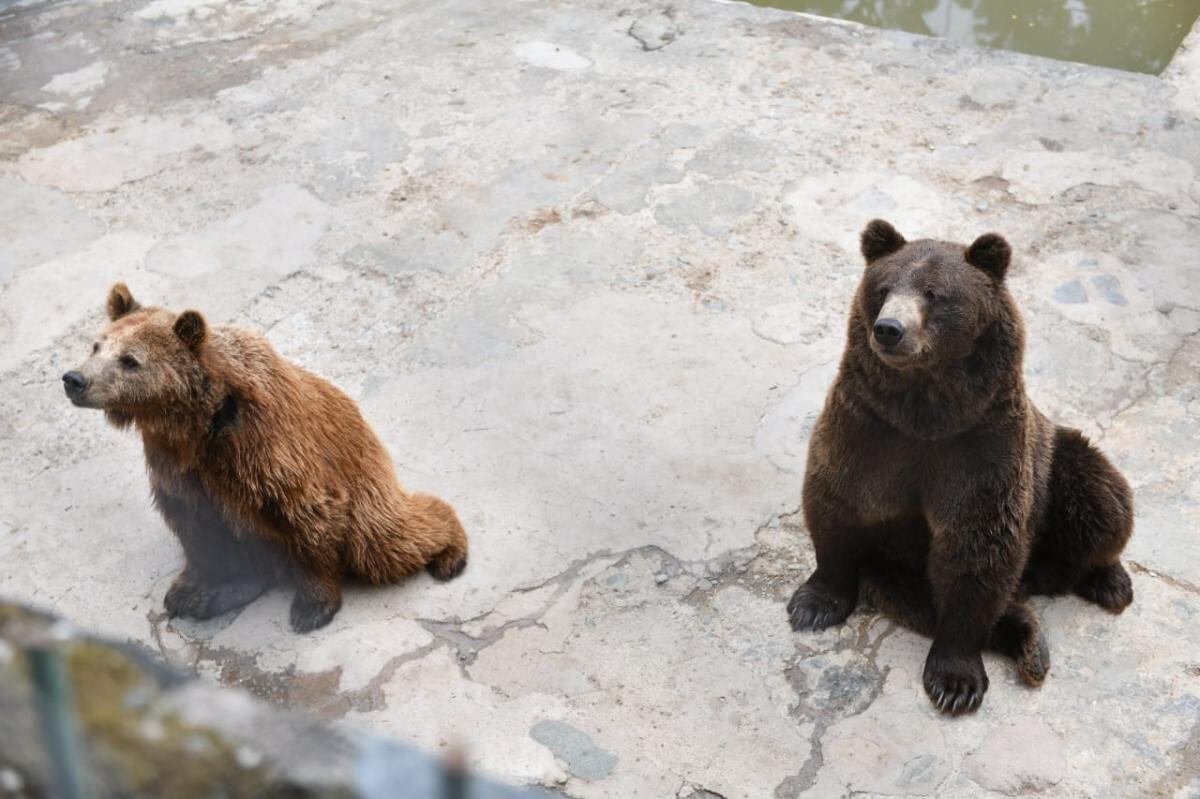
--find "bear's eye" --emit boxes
[91,342,100,354]
[878,287,890,301]
[924,289,940,302]
[119,354,140,370]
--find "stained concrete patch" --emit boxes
[964,716,1066,794]
[515,42,590,71]
[0,178,101,280]
[40,61,108,95]
[144,184,329,318]
[1001,148,1198,212]
[1091,274,1129,306]
[14,113,234,192]
[132,0,332,49]
[1053,278,1088,304]
[1024,251,1179,363]
[688,132,776,177]
[784,172,954,254]
[530,721,617,781]
[654,183,756,237]
[0,232,160,372]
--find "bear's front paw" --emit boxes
[1074,562,1133,613]
[289,593,340,633]
[923,647,989,715]
[787,580,855,632]
[164,576,208,619]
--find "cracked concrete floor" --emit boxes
[2,0,1200,796]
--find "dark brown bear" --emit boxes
[787,220,1134,714]
[64,284,469,633]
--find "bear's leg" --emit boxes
[290,563,343,633]
[862,558,1049,687]
[987,603,1051,687]
[155,485,274,620]
[343,493,468,584]
[1023,427,1134,612]
[414,493,469,581]
[924,473,1028,715]
[788,477,864,632]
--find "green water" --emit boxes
[746,0,1200,74]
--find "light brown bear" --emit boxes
[64,284,468,632]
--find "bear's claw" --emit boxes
[923,648,989,715]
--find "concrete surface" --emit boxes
[2,0,1199,796]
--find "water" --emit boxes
[745,0,1200,74]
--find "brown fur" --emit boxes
[787,221,1133,714]
[64,284,468,632]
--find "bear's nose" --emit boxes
[62,371,88,396]
[873,318,905,348]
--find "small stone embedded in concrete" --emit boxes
[530,721,617,781]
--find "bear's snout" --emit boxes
[873,318,905,348]
[62,370,88,400]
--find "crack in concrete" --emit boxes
[626,9,679,53]
[1129,559,1200,597]
[419,616,547,671]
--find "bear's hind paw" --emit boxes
[1074,562,1133,613]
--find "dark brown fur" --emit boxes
[787,220,1133,714]
[65,284,469,633]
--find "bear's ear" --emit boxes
[174,310,207,351]
[106,283,141,320]
[860,219,906,263]
[966,233,1012,281]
